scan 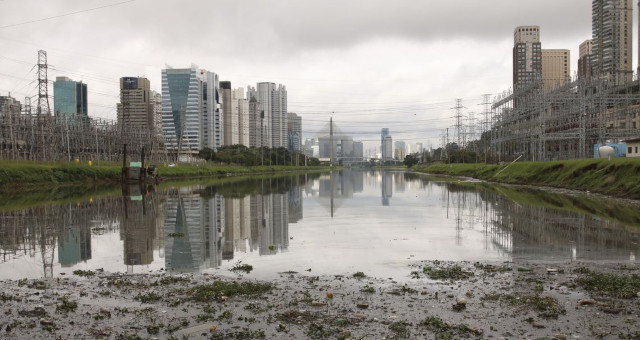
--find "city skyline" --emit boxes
[0,0,635,150]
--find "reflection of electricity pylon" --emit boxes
[40,222,55,278]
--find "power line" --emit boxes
[0,0,137,30]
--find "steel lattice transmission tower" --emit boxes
[453,99,464,148]
[37,50,51,116]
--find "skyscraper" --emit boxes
[53,76,87,123]
[513,26,542,89]
[248,96,261,147]
[541,49,570,92]
[578,39,593,79]
[287,112,302,152]
[248,83,288,148]
[381,128,392,160]
[232,88,248,146]
[394,140,406,160]
[161,66,220,152]
[0,94,21,118]
[220,81,233,146]
[150,90,162,134]
[592,0,633,84]
[117,77,154,130]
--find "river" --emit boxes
[1,169,639,281]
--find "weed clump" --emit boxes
[353,272,366,278]
[420,316,481,338]
[425,265,474,281]
[55,296,78,313]
[576,270,640,298]
[72,270,95,277]
[155,276,191,285]
[361,285,375,293]
[388,320,411,338]
[474,262,511,273]
[134,292,163,304]
[503,294,566,319]
[306,322,340,339]
[186,281,271,302]
[230,261,254,274]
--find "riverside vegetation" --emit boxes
[0,160,325,189]
[416,158,640,200]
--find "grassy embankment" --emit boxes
[416,158,640,200]
[0,160,329,190]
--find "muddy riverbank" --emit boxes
[1,260,639,339]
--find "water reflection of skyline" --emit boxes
[2,171,640,279]
[163,177,300,273]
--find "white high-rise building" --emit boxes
[161,66,221,151]
[232,88,249,146]
[150,90,162,135]
[248,83,288,148]
[381,128,392,160]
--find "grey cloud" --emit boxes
[267,0,591,49]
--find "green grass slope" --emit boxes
[417,158,640,200]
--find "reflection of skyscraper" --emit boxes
[288,184,303,223]
[260,193,289,255]
[164,192,224,272]
[393,172,406,193]
[203,195,223,269]
[121,191,157,266]
[164,195,202,272]
[58,226,91,267]
[222,197,252,258]
[249,195,263,252]
[222,197,235,260]
[381,172,393,206]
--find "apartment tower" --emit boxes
[220,81,233,146]
[232,88,249,146]
[541,49,571,92]
[578,39,594,79]
[248,96,261,147]
[247,83,288,148]
[592,0,633,85]
[513,26,542,89]
[117,77,154,130]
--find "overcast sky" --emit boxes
[0,0,631,151]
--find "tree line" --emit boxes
[198,145,320,166]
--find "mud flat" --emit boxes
[1,260,640,339]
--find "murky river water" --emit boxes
[1,170,640,281]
